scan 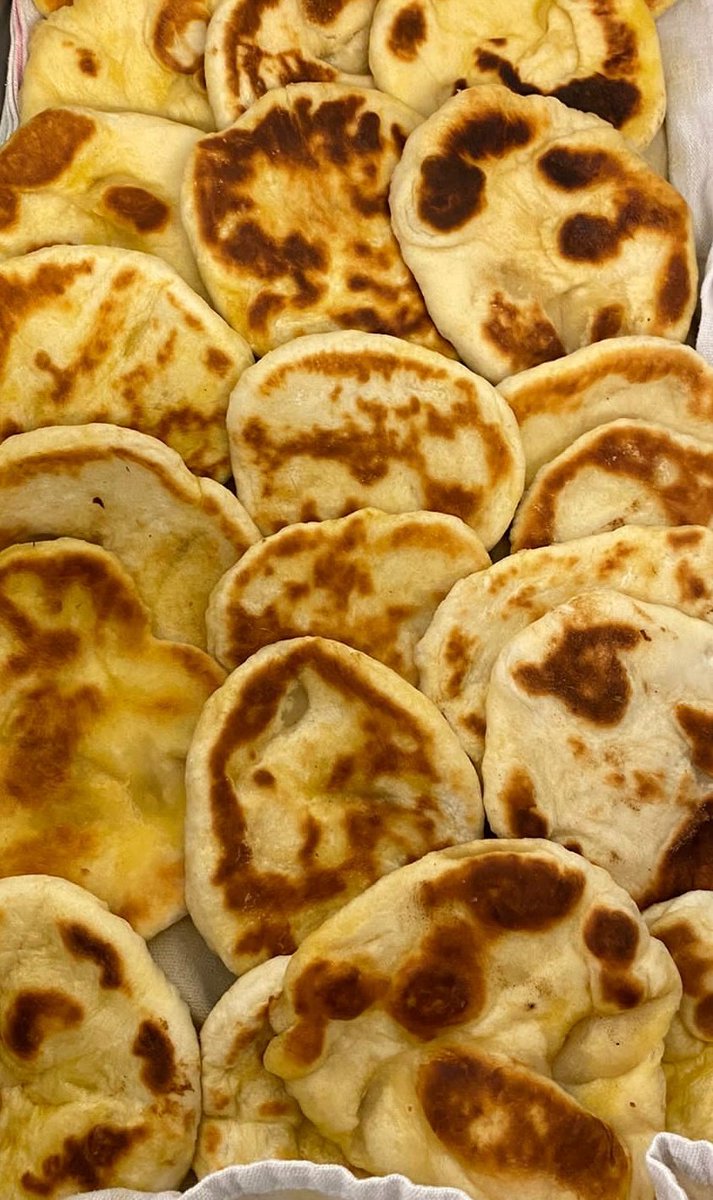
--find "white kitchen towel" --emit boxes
[647,1133,713,1199]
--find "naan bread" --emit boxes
[645,892,713,1141]
[0,874,200,1196]
[185,636,483,974]
[181,84,452,355]
[265,839,680,1200]
[483,589,713,907]
[228,331,524,541]
[389,86,697,382]
[498,337,713,486]
[0,539,224,938]
[0,245,252,479]
[21,0,213,129]
[0,423,260,649]
[511,419,713,550]
[195,956,347,1175]
[207,509,489,683]
[205,0,373,125]
[369,0,664,149]
[0,107,205,296]
[416,525,713,764]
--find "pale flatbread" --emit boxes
[0,107,205,296]
[207,509,489,683]
[416,525,713,764]
[181,84,452,356]
[483,589,713,907]
[0,246,253,480]
[265,839,680,1200]
[369,0,664,149]
[498,337,713,486]
[0,874,200,1195]
[389,86,697,383]
[228,331,524,542]
[205,0,373,125]
[21,0,214,129]
[511,419,713,550]
[0,423,260,649]
[645,892,713,1142]
[185,636,483,975]
[195,956,347,1175]
[0,539,224,938]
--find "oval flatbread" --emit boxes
[0,245,252,479]
[416,525,713,764]
[0,539,224,937]
[511,419,713,550]
[389,85,697,382]
[0,106,205,296]
[207,509,489,683]
[185,636,483,974]
[264,839,680,1200]
[228,331,524,541]
[498,337,713,486]
[369,0,664,149]
[181,84,452,356]
[0,423,260,649]
[482,589,713,907]
[0,874,200,1194]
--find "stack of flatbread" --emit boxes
[2,0,713,1194]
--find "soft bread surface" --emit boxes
[0,874,200,1198]
[185,636,483,974]
[389,86,696,382]
[0,246,252,479]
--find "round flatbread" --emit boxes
[185,636,483,975]
[195,956,347,1175]
[181,84,452,356]
[0,246,252,479]
[0,423,260,650]
[483,589,713,907]
[416,525,713,764]
[511,419,713,550]
[0,874,200,1195]
[204,0,373,126]
[0,106,205,296]
[645,892,713,1142]
[0,539,224,937]
[264,839,680,1200]
[389,85,696,382]
[369,0,664,149]
[497,337,713,486]
[207,509,489,684]
[21,0,214,129]
[228,331,524,541]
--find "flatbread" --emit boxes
[0,874,200,1195]
[181,83,452,356]
[0,106,205,296]
[483,589,713,908]
[511,419,713,550]
[207,509,489,683]
[227,330,524,541]
[0,423,260,649]
[0,245,253,479]
[195,956,347,1175]
[389,85,697,383]
[645,892,713,1141]
[497,337,713,486]
[185,636,483,975]
[416,525,713,764]
[21,0,214,129]
[204,0,373,126]
[369,0,664,149]
[264,839,680,1200]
